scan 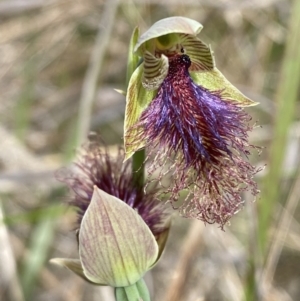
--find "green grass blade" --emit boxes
[21,216,56,299]
[258,0,300,255]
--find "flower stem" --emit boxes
[126,27,145,189]
[115,278,151,301]
[126,27,140,87]
[132,149,145,188]
[124,283,141,300]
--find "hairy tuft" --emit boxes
[57,136,170,236]
[127,54,261,228]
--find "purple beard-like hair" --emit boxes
[57,138,170,237]
[129,54,260,228]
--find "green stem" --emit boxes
[126,27,140,86]
[124,283,140,300]
[115,278,151,301]
[126,26,146,189]
[132,149,145,188]
[135,278,151,301]
[244,260,258,301]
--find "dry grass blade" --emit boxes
[0,203,25,301]
[258,0,300,254]
[0,0,55,17]
[76,0,120,147]
[207,227,245,301]
[163,220,204,301]
[262,168,300,294]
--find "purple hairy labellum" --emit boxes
[127,53,261,228]
[57,137,170,238]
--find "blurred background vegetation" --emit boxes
[1,0,300,300]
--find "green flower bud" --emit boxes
[52,186,160,287]
[78,186,159,287]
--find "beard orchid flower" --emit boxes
[51,136,170,290]
[124,17,261,228]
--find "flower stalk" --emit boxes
[115,278,150,301]
[132,149,145,189]
[127,26,146,190]
[125,28,151,300]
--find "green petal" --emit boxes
[142,51,169,90]
[178,34,215,71]
[135,16,203,55]
[49,258,104,285]
[79,187,159,287]
[190,68,258,107]
[124,64,157,160]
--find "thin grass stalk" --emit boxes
[16,55,36,142]
[76,0,119,148]
[163,220,204,301]
[21,216,56,299]
[245,195,261,301]
[244,2,300,300]
[0,202,25,301]
[258,0,300,256]
[262,167,300,293]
